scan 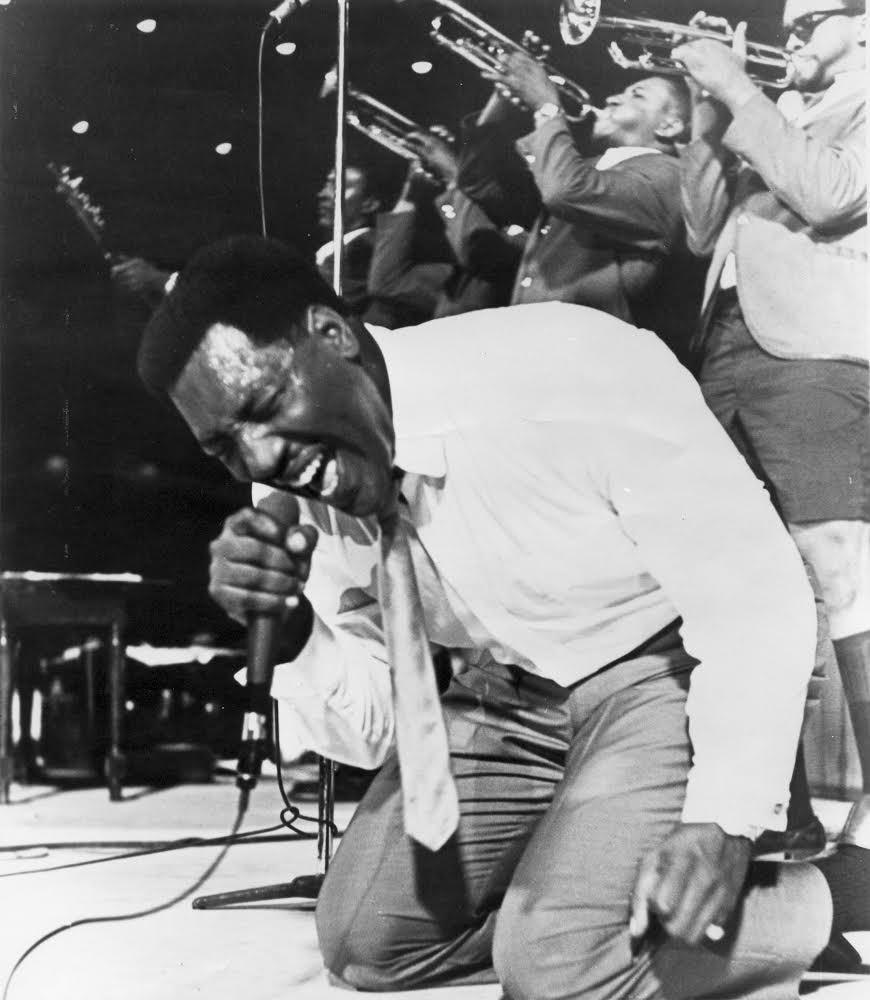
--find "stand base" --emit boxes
[192,873,324,909]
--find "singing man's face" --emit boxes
[169,314,395,518]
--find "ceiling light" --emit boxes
[275,41,297,55]
[215,142,233,155]
[136,18,157,33]
[72,120,90,134]
[411,60,433,74]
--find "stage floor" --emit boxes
[0,777,867,1000]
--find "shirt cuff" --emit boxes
[270,612,345,705]
[681,768,788,840]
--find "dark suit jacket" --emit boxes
[458,116,704,364]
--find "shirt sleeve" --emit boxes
[261,493,397,770]
[597,394,816,837]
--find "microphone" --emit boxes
[236,490,302,792]
[268,0,310,25]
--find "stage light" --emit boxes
[215,142,233,155]
[72,120,90,134]
[275,41,297,55]
[411,61,433,74]
[136,18,157,33]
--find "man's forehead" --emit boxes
[194,322,290,392]
[784,0,847,25]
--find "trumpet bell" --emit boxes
[559,0,601,46]
[558,0,795,90]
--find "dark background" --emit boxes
[0,0,782,641]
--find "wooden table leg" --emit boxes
[105,617,126,800]
[0,615,13,804]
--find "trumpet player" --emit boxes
[456,52,705,363]
[676,0,869,919]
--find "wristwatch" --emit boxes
[533,102,563,130]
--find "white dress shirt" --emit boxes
[257,301,816,837]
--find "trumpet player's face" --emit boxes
[591,77,680,149]
[782,0,865,89]
[317,166,374,232]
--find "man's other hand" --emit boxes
[209,502,318,624]
[482,51,561,115]
[630,823,752,947]
[673,23,757,111]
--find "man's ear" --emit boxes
[361,194,381,217]
[654,115,687,143]
[304,304,360,359]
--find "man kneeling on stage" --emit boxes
[137,235,869,999]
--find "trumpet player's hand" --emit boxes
[482,51,561,117]
[673,22,758,112]
[688,10,734,36]
[406,131,458,187]
[394,158,440,208]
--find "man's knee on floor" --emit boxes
[316,898,406,991]
[493,890,629,1000]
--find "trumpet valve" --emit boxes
[522,30,550,58]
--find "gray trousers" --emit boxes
[316,634,832,998]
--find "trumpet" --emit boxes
[322,70,454,177]
[558,0,795,90]
[430,0,600,122]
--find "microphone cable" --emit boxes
[1,788,250,1000]
[257,19,271,237]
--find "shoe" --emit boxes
[810,931,867,975]
[841,794,870,849]
[753,815,828,859]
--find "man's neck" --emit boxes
[353,317,392,415]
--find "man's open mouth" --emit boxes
[284,448,339,499]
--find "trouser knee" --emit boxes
[493,895,628,1000]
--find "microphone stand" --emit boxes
[192,0,348,910]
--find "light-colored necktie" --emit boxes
[378,498,459,851]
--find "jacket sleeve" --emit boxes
[677,99,736,257]
[516,118,683,251]
[456,119,542,230]
[435,186,526,281]
[364,210,453,327]
[723,91,867,232]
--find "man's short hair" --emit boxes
[137,235,347,396]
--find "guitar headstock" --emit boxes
[48,162,107,252]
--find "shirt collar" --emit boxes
[779,69,868,124]
[367,324,447,479]
[595,146,661,170]
[314,226,370,268]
